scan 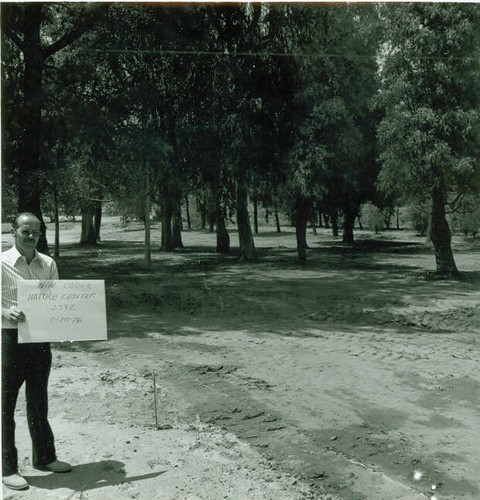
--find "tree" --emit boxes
[2,3,109,252]
[377,3,480,277]
[283,5,380,259]
[79,4,185,256]
[207,4,264,261]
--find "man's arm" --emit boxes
[1,261,25,324]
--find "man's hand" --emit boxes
[2,307,25,322]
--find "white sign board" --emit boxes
[17,280,108,343]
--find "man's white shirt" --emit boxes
[1,246,59,328]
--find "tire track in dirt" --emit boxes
[9,356,312,500]
[147,322,480,500]
[164,361,428,500]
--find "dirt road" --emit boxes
[2,220,479,500]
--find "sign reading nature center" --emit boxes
[17,280,108,343]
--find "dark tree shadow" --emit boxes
[23,460,166,492]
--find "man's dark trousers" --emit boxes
[2,329,56,476]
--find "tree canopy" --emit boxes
[377,3,480,276]
[2,2,479,274]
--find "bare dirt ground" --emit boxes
[2,217,479,500]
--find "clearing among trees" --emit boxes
[2,217,479,500]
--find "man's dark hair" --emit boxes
[12,212,40,229]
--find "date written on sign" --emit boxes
[50,316,82,323]
[18,280,108,344]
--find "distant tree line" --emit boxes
[2,2,479,276]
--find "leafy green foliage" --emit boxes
[377,3,480,203]
[377,4,480,275]
[451,194,480,238]
[281,5,380,229]
[7,3,477,265]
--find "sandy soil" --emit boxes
[2,217,479,500]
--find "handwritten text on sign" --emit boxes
[18,280,108,343]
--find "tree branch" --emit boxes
[43,3,110,58]
[246,3,262,37]
[3,26,25,53]
[46,2,77,13]
[446,192,464,213]
[88,197,113,203]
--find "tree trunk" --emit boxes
[53,182,60,259]
[295,197,309,264]
[318,211,324,228]
[216,215,230,253]
[9,4,104,254]
[430,187,459,278]
[80,200,97,245]
[236,177,256,260]
[275,211,281,233]
[331,211,339,237]
[212,184,230,254]
[274,202,281,233]
[185,195,192,230]
[253,196,259,234]
[198,195,207,230]
[160,197,174,251]
[357,215,363,231]
[94,200,102,242]
[144,173,151,268]
[384,212,392,230]
[207,190,216,232]
[323,213,330,229]
[310,216,317,235]
[172,198,184,248]
[16,5,49,254]
[396,207,400,229]
[343,209,356,245]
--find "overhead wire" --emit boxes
[95,49,466,60]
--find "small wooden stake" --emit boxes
[153,371,158,429]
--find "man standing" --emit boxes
[2,212,71,490]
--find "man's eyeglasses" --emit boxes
[14,229,41,238]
